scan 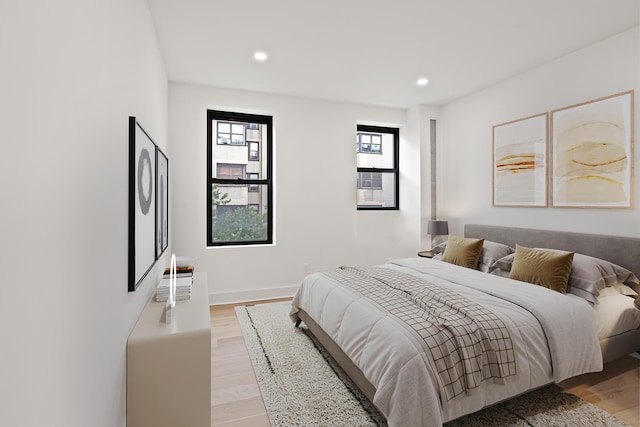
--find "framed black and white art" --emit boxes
[129,117,157,292]
[156,147,169,259]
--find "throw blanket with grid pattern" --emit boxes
[324,266,516,401]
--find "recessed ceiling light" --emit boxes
[254,51,268,61]
[416,78,429,86]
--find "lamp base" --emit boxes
[430,235,447,250]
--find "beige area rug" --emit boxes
[236,301,631,427]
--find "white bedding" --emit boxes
[595,294,640,339]
[290,258,603,427]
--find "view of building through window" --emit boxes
[356,124,399,209]
[207,110,273,245]
[357,132,382,154]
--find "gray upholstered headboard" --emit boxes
[464,224,640,280]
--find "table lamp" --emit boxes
[427,220,449,249]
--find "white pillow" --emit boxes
[477,241,515,273]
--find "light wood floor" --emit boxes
[211,299,640,427]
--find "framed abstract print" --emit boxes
[128,117,157,291]
[551,90,634,208]
[493,113,548,207]
[156,147,169,259]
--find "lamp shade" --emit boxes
[427,220,449,236]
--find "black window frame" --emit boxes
[207,110,273,246]
[356,124,399,210]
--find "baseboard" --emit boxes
[209,285,299,306]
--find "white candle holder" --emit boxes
[165,253,177,324]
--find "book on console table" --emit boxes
[157,277,193,291]
[164,265,194,278]
[155,276,193,302]
[156,294,191,302]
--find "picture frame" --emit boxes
[156,147,169,259]
[492,113,548,207]
[550,90,634,208]
[128,117,157,292]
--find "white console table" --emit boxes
[127,272,211,427]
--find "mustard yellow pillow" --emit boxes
[509,245,574,293]
[441,236,484,269]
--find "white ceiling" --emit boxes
[147,0,640,109]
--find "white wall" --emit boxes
[169,83,423,303]
[0,1,168,425]
[438,27,640,238]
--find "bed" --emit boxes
[290,224,640,426]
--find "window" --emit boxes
[247,173,259,192]
[208,110,273,246]
[217,121,246,145]
[356,124,399,210]
[248,141,259,161]
[217,163,245,180]
[357,133,382,154]
[357,172,382,189]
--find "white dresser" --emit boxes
[127,272,211,427]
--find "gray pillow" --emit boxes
[432,242,447,255]
[489,267,510,279]
[490,253,515,273]
[431,241,447,260]
[431,240,514,272]
[477,241,515,273]
[490,250,640,304]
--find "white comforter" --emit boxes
[290,258,603,427]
